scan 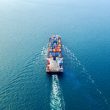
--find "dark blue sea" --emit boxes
[0,0,110,110]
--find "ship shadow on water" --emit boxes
[47,72,64,77]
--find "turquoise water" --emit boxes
[0,0,110,110]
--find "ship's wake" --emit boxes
[50,75,65,110]
[6,44,108,110]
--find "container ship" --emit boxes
[46,35,63,73]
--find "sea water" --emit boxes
[0,0,110,110]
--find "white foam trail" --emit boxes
[41,46,48,59]
[50,75,65,110]
[62,45,109,106]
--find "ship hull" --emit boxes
[46,35,63,73]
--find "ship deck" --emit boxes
[46,58,63,72]
[46,35,63,73]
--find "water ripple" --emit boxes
[63,45,109,109]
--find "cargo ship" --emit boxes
[46,35,63,73]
